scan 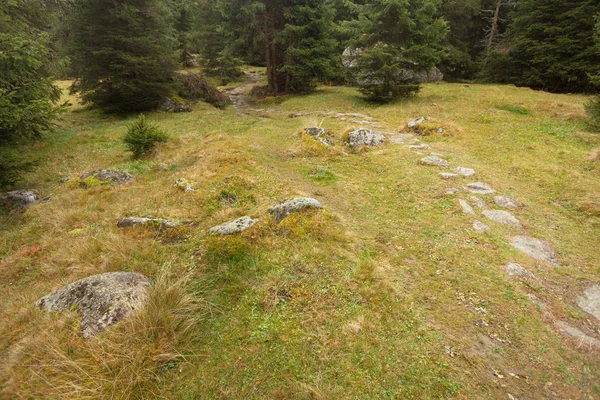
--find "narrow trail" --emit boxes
[225,72,263,116]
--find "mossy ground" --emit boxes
[1,77,599,399]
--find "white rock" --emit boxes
[407,116,431,128]
[209,216,259,236]
[473,220,490,233]
[348,128,385,147]
[504,262,538,280]
[482,210,523,229]
[268,197,323,223]
[493,196,519,209]
[510,236,559,265]
[407,144,430,150]
[440,172,458,179]
[454,167,476,177]
[464,182,495,194]
[458,199,475,215]
[419,156,449,167]
[469,196,486,209]
[576,285,600,322]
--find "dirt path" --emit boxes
[225,72,263,116]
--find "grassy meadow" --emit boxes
[1,75,599,399]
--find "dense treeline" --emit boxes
[1,0,599,187]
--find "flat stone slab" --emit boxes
[576,285,600,322]
[510,236,559,265]
[494,196,519,209]
[454,167,476,177]
[305,127,334,146]
[348,128,385,147]
[419,156,449,167]
[469,196,486,209]
[440,172,458,179]
[458,199,475,215]
[209,216,259,236]
[504,262,538,280]
[37,272,151,338]
[0,190,39,208]
[464,182,495,194]
[80,169,134,185]
[268,197,322,223]
[482,210,522,229]
[473,220,490,233]
[117,217,185,229]
[555,321,600,348]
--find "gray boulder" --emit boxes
[494,196,519,209]
[36,272,151,338]
[348,128,385,147]
[469,196,486,209]
[458,199,475,215]
[419,156,449,167]
[464,182,495,194]
[408,116,431,128]
[482,210,523,229]
[117,217,185,229]
[504,262,538,280]
[268,197,322,223]
[0,190,39,208]
[80,169,134,185]
[305,127,334,146]
[454,167,476,177]
[576,285,600,322]
[209,216,259,236]
[510,236,559,265]
[473,220,490,233]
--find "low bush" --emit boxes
[123,115,168,158]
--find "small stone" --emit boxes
[464,182,495,194]
[175,178,194,192]
[454,167,476,177]
[469,196,486,208]
[554,321,600,348]
[407,144,430,150]
[494,196,519,209]
[504,262,538,280]
[473,220,490,233]
[305,127,334,146]
[510,236,559,265]
[440,172,458,179]
[80,169,134,185]
[117,217,185,229]
[482,210,523,229]
[209,216,259,236]
[407,116,431,128]
[37,272,151,338]
[436,127,444,134]
[348,128,385,147]
[268,197,322,223]
[458,199,475,215]
[419,156,449,167]
[445,188,458,195]
[576,285,600,322]
[0,190,39,208]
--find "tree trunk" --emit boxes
[485,0,502,52]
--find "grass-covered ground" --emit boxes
[1,75,599,399]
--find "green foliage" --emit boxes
[500,0,600,93]
[496,103,530,115]
[345,0,448,102]
[586,97,600,131]
[123,115,169,158]
[69,0,179,112]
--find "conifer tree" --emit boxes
[69,0,178,112]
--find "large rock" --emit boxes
[510,236,559,265]
[117,217,186,229]
[419,156,449,167]
[464,182,495,194]
[0,190,39,208]
[36,272,151,338]
[482,210,523,229]
[209,216,259,236]
[80,169,134,185]
[348,128,385,147]
[268,197,322,223]
[305,127,334,146]
[576,285,600,322]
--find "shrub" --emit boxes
[123,115,168,158]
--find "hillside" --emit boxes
[1,73,600,399]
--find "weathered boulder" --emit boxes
[209,216,259,236]
[305,127,334,146]
[510,236,559,265]
[0,190,39,208]
[504,262,538,280]
[494,196,519,209]
[117,217,185,229]
[482,210,523,229]
[454,167,476,177]
[175,178,194,192]
[464,182,495,194]
[576,285,600,322]
[80,170,134,185]
[268,197,322,223]
[419,156,449,167]
[458,199,475,215]
[36,272,151,338]
[348,128,385,147]
[473,220,490,233]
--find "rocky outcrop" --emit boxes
[305,127,334,146]
[80,170,134,185]
[347,128,385,147]
[36,272,151,338]
[268,197,322,223]
[209,216,259,236]
[0,190,39,208]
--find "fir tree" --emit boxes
[69,0,179,112]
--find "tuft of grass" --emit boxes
[496,103,530,115]
[304,166,337,184]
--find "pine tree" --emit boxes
[69,0,179,112]
[346,0,448,102]
[506,0,600,93]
